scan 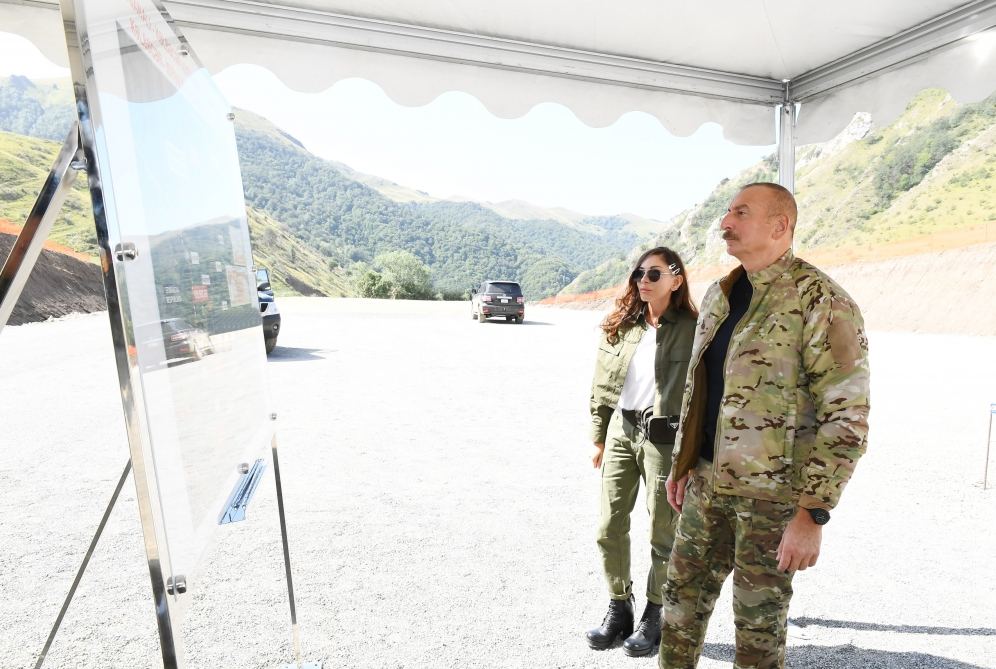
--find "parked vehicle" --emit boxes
[138,317,214,368]
[256,267,281,354]
[471,280,524,324]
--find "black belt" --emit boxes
[620,408,647,425]
[621,408,680,444]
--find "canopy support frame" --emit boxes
[777,91,796,194]
[789,0,996,102]
[166,0,786,103]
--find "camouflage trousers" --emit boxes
[659,459,796,669]
[596,410,677,604]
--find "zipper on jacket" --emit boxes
[710,276,768,492]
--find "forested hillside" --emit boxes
[0,128,351,297]
[0,78,352,297]
[0,75,75,140]
[0,75,651,299]
[564,88,996,294]
[233,117,640,296]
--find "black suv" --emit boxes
[472,280,524,324]
[256,267,281,354]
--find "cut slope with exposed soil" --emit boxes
[0,230,105,325]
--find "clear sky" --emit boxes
[1,31,774,221]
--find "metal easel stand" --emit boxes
[32,460,133,669]
[1,119,313,669]
[0,121,136,668]
[984,403,994,490]
[0,123,84,334]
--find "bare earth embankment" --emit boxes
[0,229,104,325]
[1,299,994,668]
[556,241,996,337]
[819,241,996,335]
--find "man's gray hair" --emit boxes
[741,182,798,228]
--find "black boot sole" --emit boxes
[585,627,634,650]
[621,638,659,657]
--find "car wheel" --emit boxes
[264,337,277,354]
[505,316,513,322]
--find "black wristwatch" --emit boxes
[805,507,831,525]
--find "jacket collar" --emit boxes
[658,306,679,325]
[637,304,679,327]
[720,248,795,293]
[746,248,796,287]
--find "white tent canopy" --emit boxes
[3,0,996,147]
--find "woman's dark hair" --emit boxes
[600,246,697,344]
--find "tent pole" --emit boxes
[777,95,796,194]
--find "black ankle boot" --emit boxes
[622,601,662,657]
[585,595,635,650]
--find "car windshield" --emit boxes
[486,282,522,296]
[161,319,192,335]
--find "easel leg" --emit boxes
[272,436,308,667]
[985,410,993,490]
[0,123,83,334]
[33,459,132,669]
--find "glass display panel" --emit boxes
[73,0,272,599]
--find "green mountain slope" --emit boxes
[232,110,642,298]
[1,76,654,300]
[793,90,995,254]
[0,75,76,141]
[245,208,352,296]
[0,130,96,253]
[0,134,350,298]
[565,88,996,294]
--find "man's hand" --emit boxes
[665,473,689,513]
[776,508,823,572]
[591,442,605,468]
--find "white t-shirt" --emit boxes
[617,327,656,411]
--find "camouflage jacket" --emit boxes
[669,250,870,509]
[589,308,696,444]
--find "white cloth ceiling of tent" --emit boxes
[3,0,996,145]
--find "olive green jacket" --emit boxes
[669,250,870,510]
[589,308,697,444]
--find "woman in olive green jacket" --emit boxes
[585,246,697,657]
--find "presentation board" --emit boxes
[65,0,273,626]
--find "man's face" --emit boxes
[720,187,782,262]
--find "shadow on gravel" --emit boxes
[703,642,987,668]
[478,320,555,326]
[790,616,996,636]
[266,347,335,362]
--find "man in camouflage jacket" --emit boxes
[659,183,870,669]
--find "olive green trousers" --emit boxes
[596,410,678,605]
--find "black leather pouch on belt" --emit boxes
[641,408,679,445]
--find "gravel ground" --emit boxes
[1,298,994,669]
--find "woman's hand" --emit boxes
[591,442,605,468]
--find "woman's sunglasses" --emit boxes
[631,263,680,283]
